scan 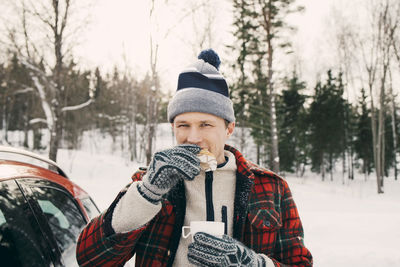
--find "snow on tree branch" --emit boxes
[61,98,94,112]
[98,113,129,123]
[14,87,34,95]
[31,76,54,131]
[29,118,48,125]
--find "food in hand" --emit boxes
[198,149,217,171]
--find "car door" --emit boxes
[18,178,88,267]
[0,179,56,266]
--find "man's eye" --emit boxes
[201,123,212,127]
[177,124,188,128]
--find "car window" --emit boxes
[30,185,87,267]
[80,197,100,220]
[0,180,52,267]
[0,210,5,225]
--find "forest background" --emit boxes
[1,0,400,196]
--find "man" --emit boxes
[76,49,312,266]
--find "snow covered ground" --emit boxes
[4,126,400,266]
[286,174,400,266]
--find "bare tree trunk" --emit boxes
[145,95,152,165]
[389,70,398,180]
[264,2,279,173]
[269,92,280,173]
[365,46,379,192]
[1,100,8,143]
[23,117,29,148]
[5,0,95,162]
[321,153,325,181]
[239,127,246,153]
[146,0,160,165]
[49,111,63,162]
[133,123,137,158]
[342,150,346,184]
[376,71,386,193]
[129,107,137,161]
[146,123,155,165]
[330,153,333,182]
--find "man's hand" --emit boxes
[188,232,266,267]
[137,144,201,204]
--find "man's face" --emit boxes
[172,112,235,164]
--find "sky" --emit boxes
[0,0,370,101]
[75,0,343,95]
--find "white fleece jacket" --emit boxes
[173,150,237,266]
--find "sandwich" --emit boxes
[198,149,217,171]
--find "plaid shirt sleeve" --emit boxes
[76,171,149,267]
[270,178,312,267]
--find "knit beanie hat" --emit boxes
[167,49,235,123]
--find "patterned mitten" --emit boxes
[137,144,201,204]
[188,232,266,267]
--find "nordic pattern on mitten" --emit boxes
[188,232,266,267]
[138,144,201,203]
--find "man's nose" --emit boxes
[186,128,202,144]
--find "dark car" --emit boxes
[0,145,100,267]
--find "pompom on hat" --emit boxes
[167,49,235,123]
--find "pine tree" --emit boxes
[354,88,374,178]
[6,55,37,147]
[229,0,304,171]
[230,0,260,157]
[63,61,93,149]
[308,70,347,180]
[277,71,307,173]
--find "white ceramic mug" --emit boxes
[182,221,225,241]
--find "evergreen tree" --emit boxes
[230,0,260,158]
[308,70,347,180]
[248,52,270,164]
[229,0,304,171]
[354,88,374,177]
[6,55,38,147]
[277,71,307,174]
[63,61,93,149]
[343,101,358,180]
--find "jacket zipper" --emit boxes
[221,205,227,234]
[205,171,214,221]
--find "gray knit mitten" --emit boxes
[188,232,266,267]
[137,144,201,204]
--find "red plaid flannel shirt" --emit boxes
[76,145,312,266]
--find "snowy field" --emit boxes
[4,126,400,266]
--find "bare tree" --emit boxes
[388,1,400,181]
[330,7,360,182]
[144,0,210,164]
[359,0,400,193]
[182,0,218,55]
[254,0,303,173]
[2,0,95,161]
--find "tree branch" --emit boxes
[61,98,94,112]
[14,87,34,95]
[29,118,48,125]
[31,76,54,131]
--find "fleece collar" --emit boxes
[224,144,255,180]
